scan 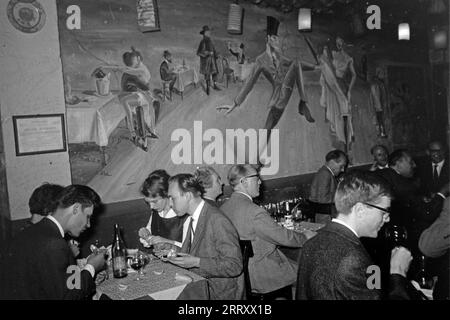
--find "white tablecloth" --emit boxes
[66,92,125,147]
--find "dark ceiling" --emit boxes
[240,0,448,27]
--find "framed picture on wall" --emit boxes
[137,0,160,32]
[12,114,67,156]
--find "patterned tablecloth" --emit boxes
[95,257,206,300]
[173,67,199,93]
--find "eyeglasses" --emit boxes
[244,174,259,179]
[240,173,260,183]
[363,202,391,215]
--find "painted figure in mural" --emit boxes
[160,50,177,100]
[197,25,221,95]
[218,16,317,132]
[369,67,388,138]
[228,42,246,64]
[119,47,158,152]
[318,44,354,149]
[332,36,356,104]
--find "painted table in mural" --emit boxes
[95,258,208,300]
[66,91,125,147]
[228,61,255,82]
[172,66,199,99]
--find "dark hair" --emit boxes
[29,183,64,215]
[53,185,101,211]
[141,170,170,198]
[169,174,204,197]
[227,164,258,188]
[325,149,347,163]
[163,50,171,58]
[335,170,392,215]
[370,144,388,155]
[388,149,410,167]
[194,166,219,189]
[122,48,140,67]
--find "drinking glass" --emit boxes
[130,253,146,280]
[384,224,408,248]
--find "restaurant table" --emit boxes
[95,257,209,300]
[66,91,125,147]
[172,66,199,99]
[279,221,325,262]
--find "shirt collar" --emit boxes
[378,164,389,169]
[235,191,253,202]
[46,215,65,238]
[325,165,335,176]
[433,160,445,168]
[332,218,359,237]
[191,200,205,232]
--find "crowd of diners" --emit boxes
[0,140,448,300]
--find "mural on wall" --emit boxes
[56,0,429,203]
[386,65,429,152]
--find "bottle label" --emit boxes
[113,256,127,270]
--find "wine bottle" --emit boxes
[414,255,433,289]
[112,224,127,278]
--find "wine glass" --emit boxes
[130,253,146,280]
[384,224,408,248]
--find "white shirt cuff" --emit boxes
[437,192,445,200]
[174,241,182,248]
[83,264,95,278]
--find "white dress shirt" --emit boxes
[433,160,445,177]
[332,218,359,238]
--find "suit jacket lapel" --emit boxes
[190,203,209,253]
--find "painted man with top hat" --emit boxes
[218,16,318,131]
[197,25,221,95]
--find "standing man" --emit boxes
[160,50,177,100]
[416,141,449,198]
[369,144,389,172]
[218,16,317,131]
[297,171,416,300]
[194,166,224,207]
[2,185,106,300]
[166,174,244,300]
[197,25,221,95]
[308,150,348,224]
[220,164,316,298]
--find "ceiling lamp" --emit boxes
[298,8,311,31]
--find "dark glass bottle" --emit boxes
[112,224,127,278]
[414,255,433,289]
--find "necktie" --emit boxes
[182,217,195,253]
[433,164,439,183]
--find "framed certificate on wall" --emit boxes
[13,114,67,156]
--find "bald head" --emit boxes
[428,141,446,164]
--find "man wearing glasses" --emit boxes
[220,164,316,299]
[296,171,416,300]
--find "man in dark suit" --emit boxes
[2,185,106,300]
[416,141,449,198]
[220,164,316,298]
[309,150,348,224]
[419,197,450,300]
[166,173,244,300]
[296,171,416,300]
[194,166,224,207]
[159,50,177,98]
